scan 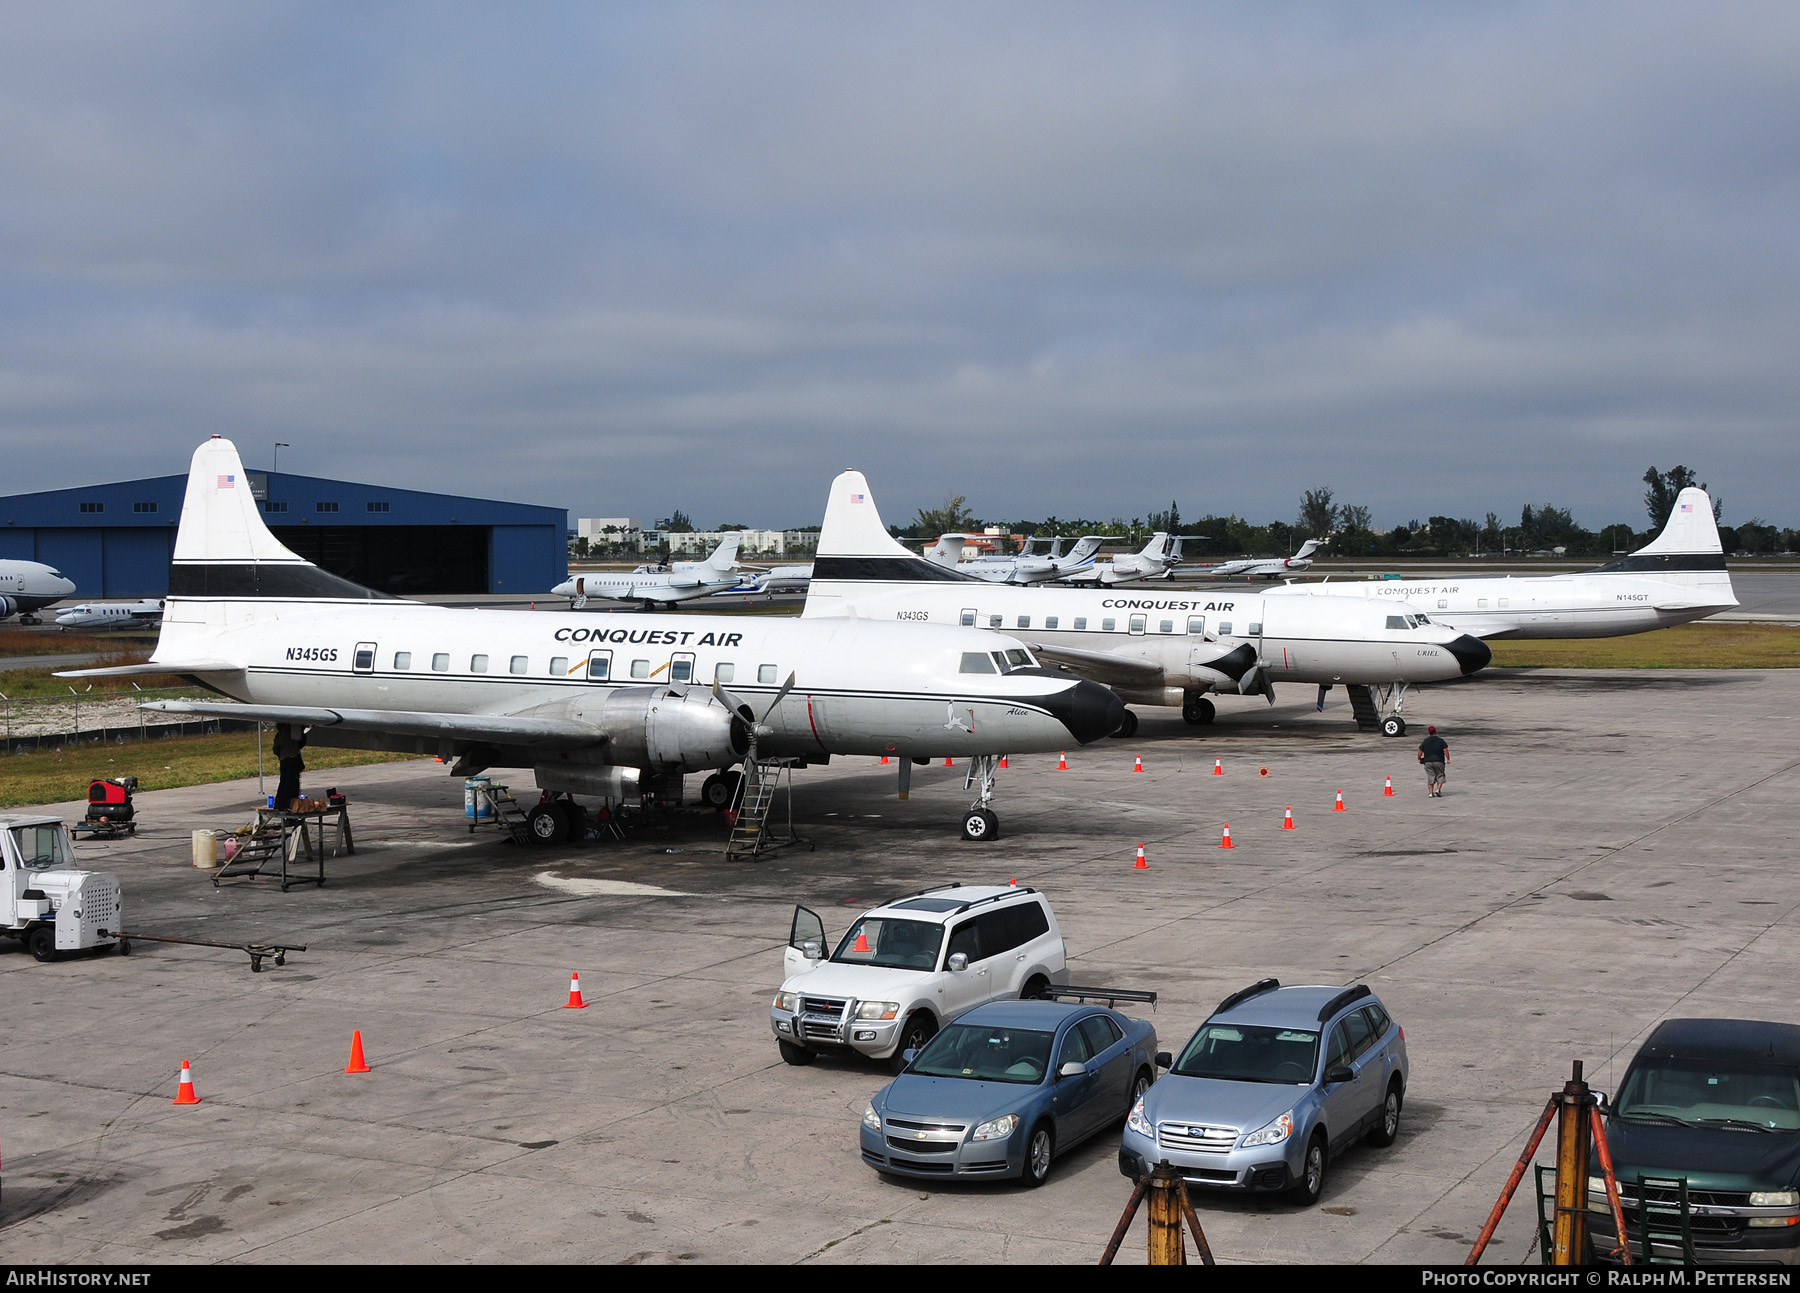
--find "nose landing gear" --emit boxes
[960,754,1003,841]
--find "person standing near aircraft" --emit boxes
[1417,725,1449,797]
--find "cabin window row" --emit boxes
[955,610,1251,637]
[358,648,782,686]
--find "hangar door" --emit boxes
[270,525,490,595]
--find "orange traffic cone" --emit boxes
[880,755,890,764]
[1334,790,1346,812]
[171,1059,201,1105]
[853,931,870,953]
[1219,824,1234,849]
[999,756,1008,769]
[1057,751,1068,770]
[345,1030,371,1074]
[564,971,588,1009]
[1212,758,1224,776]
[1132,756,1143,773]
[943,756,954,767]
[1133,843,1147,869]
[1282,806,1295,830]
[1383,777,1394,797]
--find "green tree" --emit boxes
[666,509,694,533]
[1298,487,1337,539]
[1338,504,1373,533]
[1643,465,1721,528]
[912,495,977,536]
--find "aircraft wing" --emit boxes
[140,700,605,748]
[1023,641,1164,685]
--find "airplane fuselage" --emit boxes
[0,560,77,617]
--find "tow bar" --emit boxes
[100,929,307,973]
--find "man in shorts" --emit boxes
[1417,725,1449,797]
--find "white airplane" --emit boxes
[921,535,969,568]
[1057,533,1184,586]
[1192,538,1325,581]
[803,471,1491,737]
[60,438,1125,842]
[0,560,77,624]
[1263,488,1737,639]
[553,535,749,609]
[960,534,1106,585]
[747,564,813,594]
[55,599,164,631]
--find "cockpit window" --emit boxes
[11,825,70,871]
[1415,614,1431,624]
[959,652,998,675]
[1385,615,1410,630]
[990,649,1036,674]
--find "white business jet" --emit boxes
[960,534,1105,585]
[55,599,165,631]
[60,438,1123,842]
[1058,533,1184,586]
[553,535,750,610]
[0,560,77,623]
[803,472,1491,737]
[1263,489,1736,638]
[1192,538,1325,582]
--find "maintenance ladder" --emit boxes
[725,758,810,862]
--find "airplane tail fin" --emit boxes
[1636,488,1723,556]
[1293,538,1322,561]
[1062,535,1104,566]
[704,534,743,570]
[169,437,389,599]
[811,471,978,586]
[924,535,968,567]
[1140,532,1168,558]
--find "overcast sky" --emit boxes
[2,3,1795,532]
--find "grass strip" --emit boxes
[0,730,418,809]
[1486,622,1800,669]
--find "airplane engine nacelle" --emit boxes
[595,685,750,772]
[0,596,15,619]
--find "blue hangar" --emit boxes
[0,468,566,599]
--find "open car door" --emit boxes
[783,904,830,979]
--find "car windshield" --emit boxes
[910,1024,1055,1085]
[11,824,71,871]
[1615,1058,1800,1131]
[1174,1024,1320,1084]
[831,917,944,972]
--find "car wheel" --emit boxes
[526,803,566,845]
[1127,1067,1153,1120]
[27,925,57,962]
[1290,1132,1327,1206]
[891,1012,937,1073]
[777,1039,815,1066]
[1381,716,1406,738]
[1022,1122,1054,1187]
[960,808,999,841]
[1020,975,1050,1000]
[1367,1080,1403,1147]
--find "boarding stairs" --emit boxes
[1346,684,1381,732]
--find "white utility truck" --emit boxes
[1,814,124,962]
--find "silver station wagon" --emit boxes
[1118,980,1408,1205]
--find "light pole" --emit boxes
[273,442,290,474]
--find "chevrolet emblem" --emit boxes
[913,1131,929,1139]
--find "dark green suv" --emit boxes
[1589,1018,1800,1265]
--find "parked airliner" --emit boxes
[0,560,77,623]
[802,472,1490,736]
[55,599,164,631]
[1264,489,1736,638]
[61,438,1123,841]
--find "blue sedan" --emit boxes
[860,999,1158,1186]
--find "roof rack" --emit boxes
[950,886,1038,915]
[1043,984,1157,1009]
[1317,984,1372,1023]
[887,882,964,902]
[1212,978,1281,1017]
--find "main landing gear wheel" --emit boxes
[961,808,1000,842]
[701,773,734,810]
[1109,708,1139,739]
[1380,716,1407,738]
[1183,697,1215,725]
[527,803,567,846]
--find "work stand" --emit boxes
[214,805,354,891]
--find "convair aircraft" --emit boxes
[804,472,1491,737]
[552,534,749,609]
[60,438,1124,842]
[0,560,77,623]
[1263,488,1737,639]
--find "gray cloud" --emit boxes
[1,2,1796,530]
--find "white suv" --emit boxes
[770,883,1069,1071]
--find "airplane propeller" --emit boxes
[1237,661,1277,705]
[713,670,797,757]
